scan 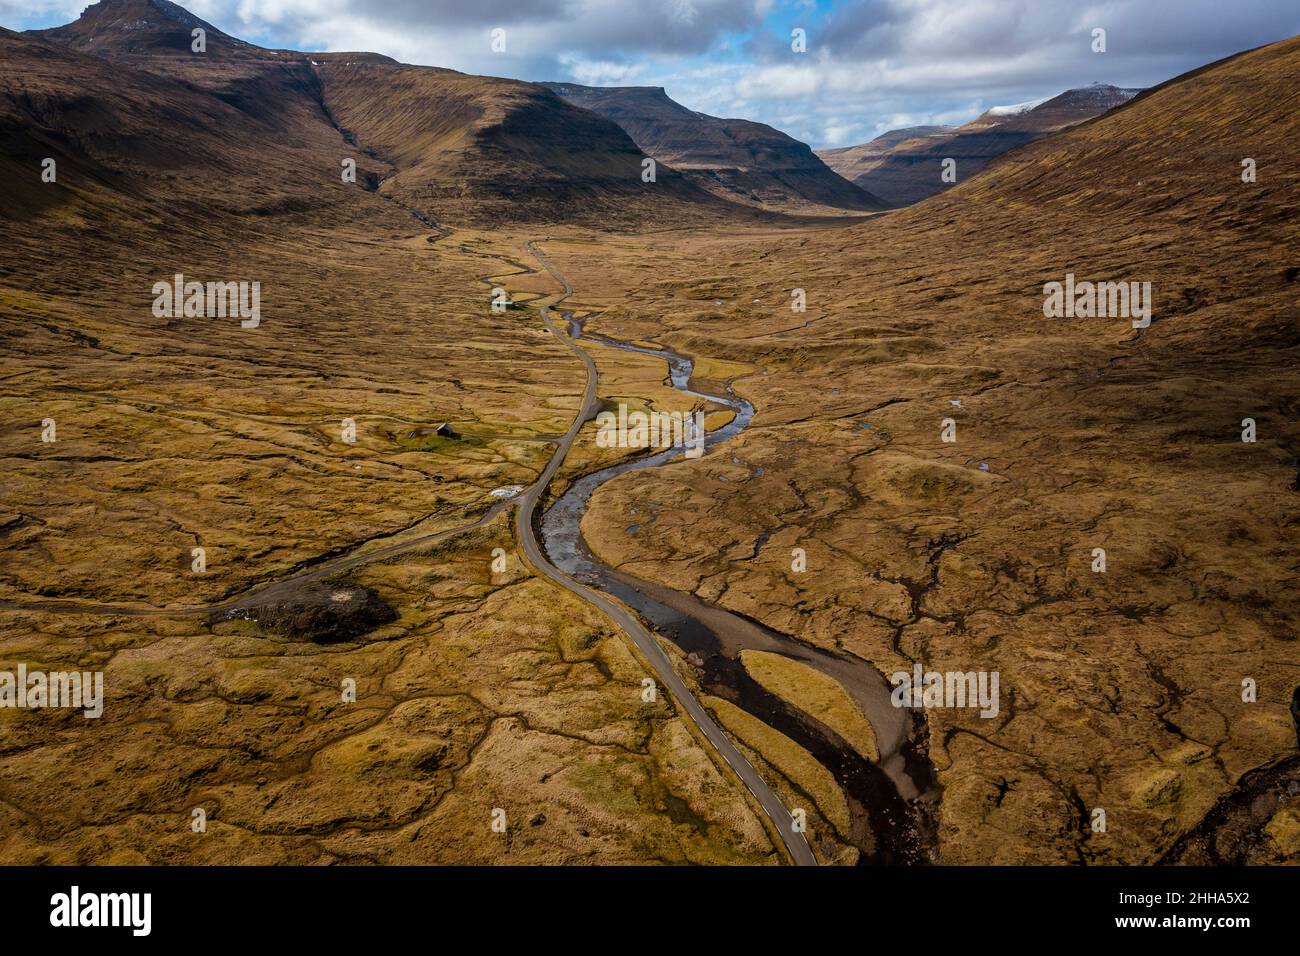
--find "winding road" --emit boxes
[516,241,816,867]
[0,227,818,865]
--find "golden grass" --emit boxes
[740,650,879,762]
[702,695,851,840]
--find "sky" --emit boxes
[5,0,1298,149]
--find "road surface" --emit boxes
[0,230,819,866]
[517,241,817,867]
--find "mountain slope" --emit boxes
[33,0,338,134]
[543,82,888,213]
[818,125,954,184]
[36,0,248,56]
[553,32,1300,865]
[821,84,1142,206]
[0,25,338,227]
[319,64,725,227]
[28,0,736,227]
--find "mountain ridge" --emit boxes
[542,81,889,213]
[819,83,1143,206]
[20,0,743,227]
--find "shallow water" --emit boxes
[540,313,939,863]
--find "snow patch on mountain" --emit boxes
[986,96,1050,117]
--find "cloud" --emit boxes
[697,0,1299,145]
[559,54,646,85]
[195,0,766,61]
[10,0,1299,148]
[0,0,85,28]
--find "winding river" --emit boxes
[538,311,940,864]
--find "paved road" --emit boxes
[1,229,817,865]
[517,241,817,867]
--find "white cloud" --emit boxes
[559,54,646,85]
[9,0,1298,149]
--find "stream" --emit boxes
[539,312,940,863]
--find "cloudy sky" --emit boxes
[6,0,1298,148]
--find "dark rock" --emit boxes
[211,579,397,644]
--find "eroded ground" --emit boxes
[3,33,1297,867]
[538,192,1299,863]
[0,201,790,863]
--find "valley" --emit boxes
[0,0,1297,869]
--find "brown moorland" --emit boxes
[548,34,1300,863]
[820,83,1142,206]
[0,1,1296,866]
[0,17,806,863]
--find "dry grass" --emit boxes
[740,650,879,762]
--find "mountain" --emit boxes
[609,34,1299,864]
[317,64,726,226]
[22,0,734,227]
[817,125,954,186]
[819,83,1142,206]
[36,0,250,57]
[0,23,332,226]
[542,82,889,213]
